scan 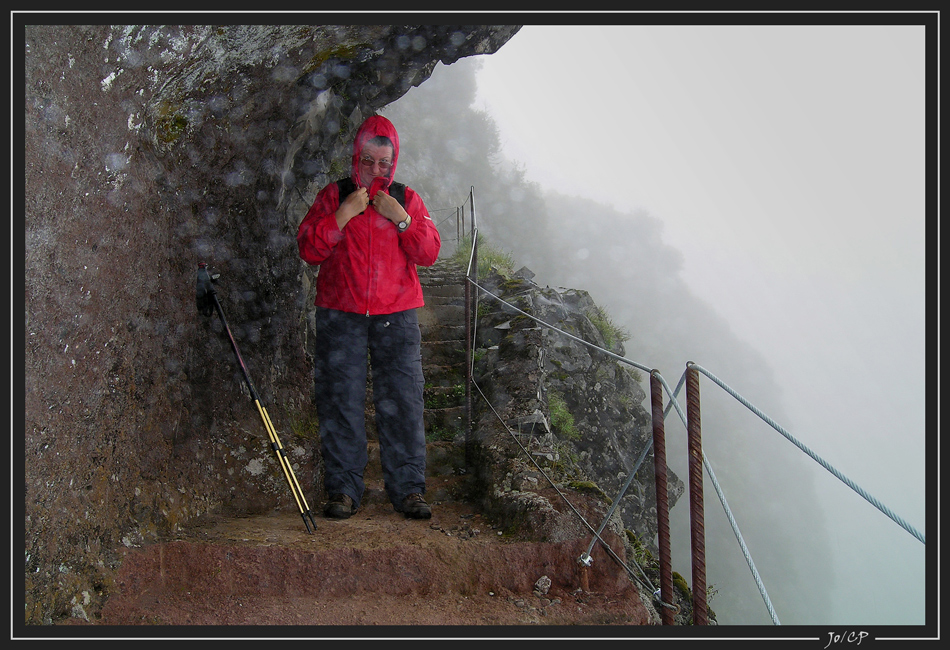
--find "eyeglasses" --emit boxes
[359,156,392,172]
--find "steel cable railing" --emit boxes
[468,375,660,597]
[687,362,926,546]
[461,276,783,623]
[658,369,781,625]
[456,191,665,601]
[453,188,743,622]
[450,186,924,626]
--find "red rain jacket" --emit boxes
[296,115,441,315]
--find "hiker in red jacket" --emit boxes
[297,115,440,520]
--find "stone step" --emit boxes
[423,363,466,388]
[424,382,466,407]
[420,323,466,341]
[360,439,467,506]
[418,259,467,289]
[418,309,465,337]
[420,270,466,282]
[363,439,464,477]
[422,283,466,299]
[424,296,466,309]
[423,406,467,438]
[422,339,466,366]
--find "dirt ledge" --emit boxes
[55,501,657,631]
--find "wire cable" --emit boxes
[688,363,925,545]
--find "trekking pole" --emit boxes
[196,262,317,534]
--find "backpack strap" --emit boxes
[388,182,407,209]
[336,177,407,210]
[335,176,357,202]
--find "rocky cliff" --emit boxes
[469,266,685,556]
[22,22,520,626]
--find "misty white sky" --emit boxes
[473,22,930,625]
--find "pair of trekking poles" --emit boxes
[196,263,318,534]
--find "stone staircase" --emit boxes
[358,256,471,508]
[417,257,469,442]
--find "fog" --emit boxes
[383,20,931,629]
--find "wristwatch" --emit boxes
[396,215,411,232]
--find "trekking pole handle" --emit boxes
[197,263,261,402]
[196,262,219,317]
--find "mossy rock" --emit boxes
[567,480,611,504]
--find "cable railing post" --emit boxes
[650,370,675,625]
[469,186,476,231]
[685,362,708,625]
[463,187,478,471]
[469,186,478,294]
[464,253,473,471]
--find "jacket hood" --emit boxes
[351,115,400,192]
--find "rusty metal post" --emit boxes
[463,204,477,471]
[464,263,472,470]
[650,371,675,625]
[685,363,708,625]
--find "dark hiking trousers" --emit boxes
[312,306,427,510]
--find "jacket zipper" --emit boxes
[365,208,373,316]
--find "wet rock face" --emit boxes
[23,23,519,625]
[471,270,685,555]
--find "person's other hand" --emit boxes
[372,190,408,225]
[336,187,369,228]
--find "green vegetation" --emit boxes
[669,571,719,623]
[326,158,348,180]
[567,480,611,504]
[588,305,630,350]
[452,233,516,278]
[450,233,477,271]
[425,426,459,442]
[475,300,492,320]
[308,43,364,70]
[672,571,691,599]
[543,442,581,479]
[547,390,579,440]
[706,584,719,609]
[624,529,657,568]
[155,102,188,144]
[625,366,644,386]
[287,408,320,441]
[472,347,486,366]
[424,382,466,409]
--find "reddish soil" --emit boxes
[67,499,655,633]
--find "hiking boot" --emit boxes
[323,493,356,519]
[398,493,431,519]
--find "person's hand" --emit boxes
[371,190,409,225]
[335,187,369,229]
